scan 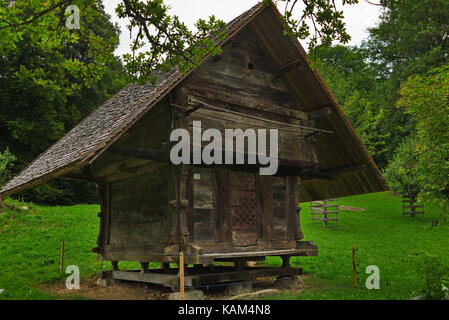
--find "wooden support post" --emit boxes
[234,259,246,272]
[112,261,119,271]
[179,251,185,300]
[163,262,170,272]
[281,255,291,268]
[352,246,358,288]
[60,238,65,273]
[140,262,149,274]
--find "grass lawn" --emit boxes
[0,192,447,300]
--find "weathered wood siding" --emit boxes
[94,26,311,255]
[183,168,303,253]
[175,27,318,165]
[170,28,310,252]
[93,103,172,248]
[109,168,168,246]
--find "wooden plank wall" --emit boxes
[171,26,309,251]
[109,168,168,246]
[92,102,172,248]
[249,8,388,200]
[177,27,317,165]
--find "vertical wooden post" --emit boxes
[60,238,65,273]
[179,251,185,300]
[352,246,357,287]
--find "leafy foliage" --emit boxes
[0,0,128,204]
[0,149,16,186]
[362,0,449,163]
[314,0,449,176]
[116,0,226,83]
[272,0,362,48]
[397,66,449,216]
[312,45,389,161]
[384,137,421,198]
[418,254,449,300]
[3,0,373,83]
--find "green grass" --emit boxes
[264,192,449,300]
[0,192,447,300]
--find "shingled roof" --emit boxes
[0,2,388,199]
[0,3,265,197]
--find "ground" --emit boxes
[0,192,447,300]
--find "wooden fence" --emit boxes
[311,198,339,226]
[402,195,424,217]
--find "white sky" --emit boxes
[103,0,382,57]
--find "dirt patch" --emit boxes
[42,278,171,300]
[42,275,306,300]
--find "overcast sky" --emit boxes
[103,0,383,57]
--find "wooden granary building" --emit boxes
[0,3,387,288]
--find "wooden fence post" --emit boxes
[179,251,185,300]
[352,246,358,288]
[60,239,65,273]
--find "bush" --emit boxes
[418,254,449,300]
[0,148,16,186]
[384,137,421,198]
[16,179,99,206]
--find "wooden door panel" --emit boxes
[230,172,257,246]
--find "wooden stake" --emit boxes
[60,239,65,273]
[179,251,185,300]
[352,246,357,287]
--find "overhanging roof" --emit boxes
[0,2,388,200]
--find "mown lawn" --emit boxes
[0,192,447,300]
[265,192,449,300]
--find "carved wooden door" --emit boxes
[230,171,257,246]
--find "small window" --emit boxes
[247,62,254,70]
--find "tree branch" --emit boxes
[0,0,70,31]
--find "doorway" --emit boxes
[230,171,257,246]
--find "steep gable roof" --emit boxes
[0,2,388,200]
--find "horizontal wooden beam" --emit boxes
[275,59,302,78]
[302,164,367,180]
[308,107,334,120]
[108,146,169,162]
[107,145,319,175]
[322,164,366,176]
[185,98,334,134]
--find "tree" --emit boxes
[311,45,389,163]
[0,0,129,204]
[397,66,449,217]
[383,136,421,198]
[363,0,449,163]
[366,0,449,82]
[1,0,382,84]
[0,149,16,186]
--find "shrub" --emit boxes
[0,148,16,186]
[418,254,449,300]
[384,137,421,198]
